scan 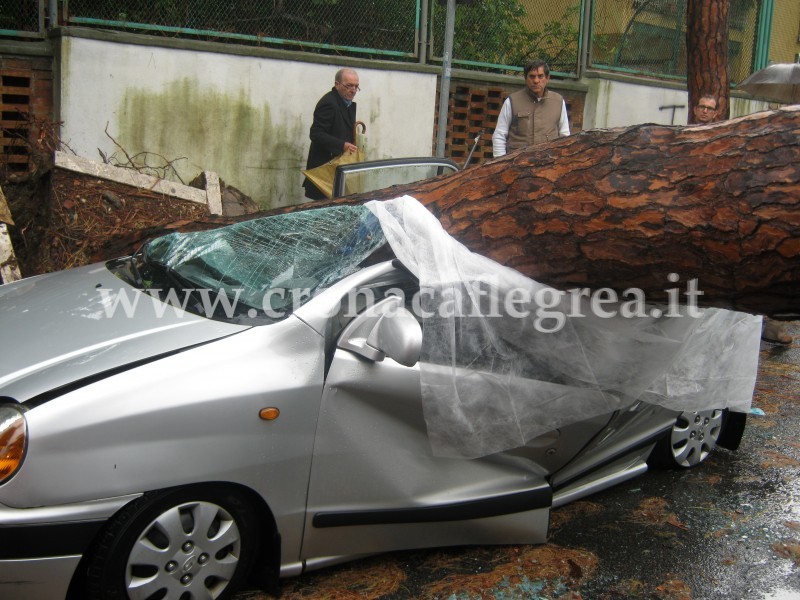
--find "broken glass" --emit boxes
[138,204,385,321]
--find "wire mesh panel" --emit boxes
[590,0,761,80]
[767,0,800,65]
[727,0,760,84]
[63,0,420,58]
[0,0,46,38]
[429,0,583,75]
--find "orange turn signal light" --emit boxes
[0,405,27,483]
[259,407,280,421]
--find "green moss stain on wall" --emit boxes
[367,98,383,159]
[117,78,305,210]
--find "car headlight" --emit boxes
[0,404,27,484]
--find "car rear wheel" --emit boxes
[84,485,260,600]
[649,409,725,468]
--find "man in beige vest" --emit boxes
[492,59,570,157]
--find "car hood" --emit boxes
[0,262,250,402]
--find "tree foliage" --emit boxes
[432,1,582,73]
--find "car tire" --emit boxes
[83,484,261,600]
[648,409,726,469]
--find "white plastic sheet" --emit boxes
[367,196,762,459]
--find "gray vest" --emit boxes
[506,89,564,150]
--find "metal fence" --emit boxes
[2,1,772,82]
[0,0,46,38]
[590,0,762,81]
[59,0,585,74]
[428,0,584,75]
[63,0,421,59]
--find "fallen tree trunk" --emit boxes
[348,106,800,317]
[101,107,800,317]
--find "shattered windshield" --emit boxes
[121,205,386,323]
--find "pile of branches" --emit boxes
[1,114,208,276]
[41,170,209,273]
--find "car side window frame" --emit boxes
[332,158,460,198]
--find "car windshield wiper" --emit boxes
[146,259,195,293]
[139,249,253,319]
[127,248,147,288]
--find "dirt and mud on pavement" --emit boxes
[235,323,800,600]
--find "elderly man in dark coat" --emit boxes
[302,68,360,200]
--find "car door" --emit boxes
[299,270,553,562]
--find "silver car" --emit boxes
[0,203,745,600]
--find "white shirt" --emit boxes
[491,95,571,157]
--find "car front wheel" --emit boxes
[84,485,261,600]
[649,409,726,468]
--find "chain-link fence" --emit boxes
[429,0,584,75]
[60,0,584,74]
[590,0,761,81]
[768,0,800,65]
[63,0,421,58]
[0,0,46,38]
[3,1,775,82]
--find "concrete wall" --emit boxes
[57,35,438,210]
[582,73,772,130]
[49,29,777,212]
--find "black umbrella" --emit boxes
[738,63,800,104]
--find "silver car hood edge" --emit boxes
[0,319,204,390]
[22,330,245,409]
[0,263,251,401]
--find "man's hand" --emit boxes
[343,142,358,154]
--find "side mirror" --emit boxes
[367,307,422,367]
[337,295,422,366]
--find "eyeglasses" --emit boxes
[337,83,361,92]
[696,105,716,112]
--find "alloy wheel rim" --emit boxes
[125,500,241,600]
[669,409,724,468]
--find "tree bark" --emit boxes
[348,107,800,318]
[99,108,800,318]
[686,0,729,122]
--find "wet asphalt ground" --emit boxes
[238,320,800,600]
[544,320,800,600]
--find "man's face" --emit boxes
[525,67,550,98]
[335,71,360,102]
[694,99,718,123]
